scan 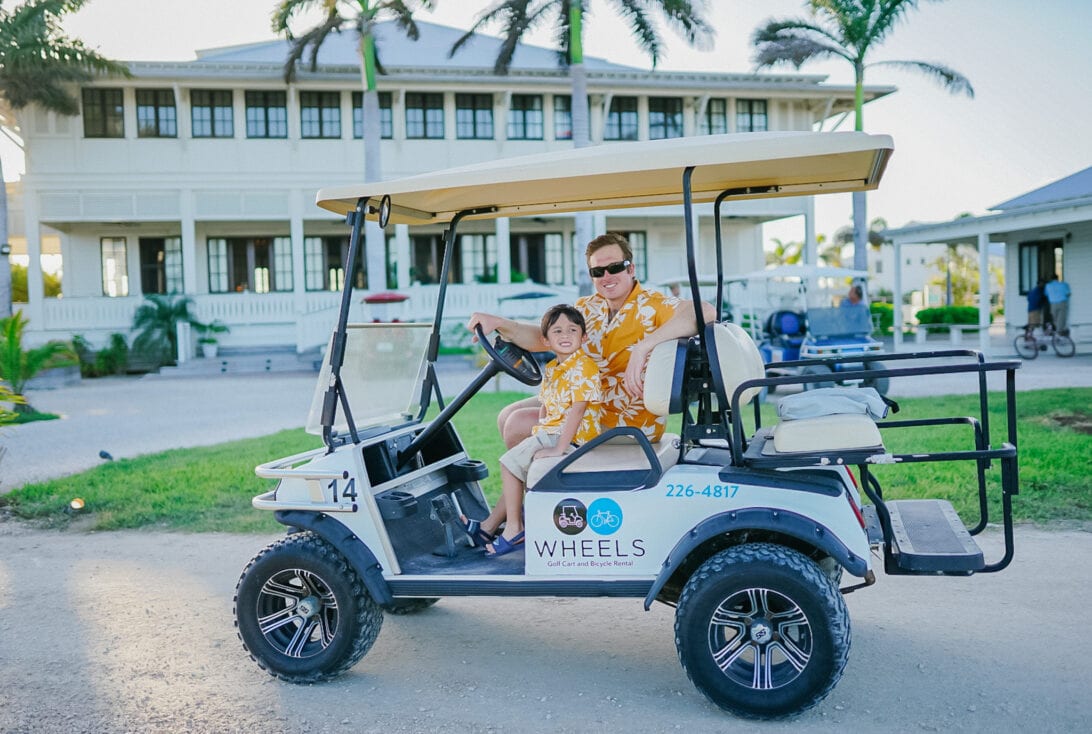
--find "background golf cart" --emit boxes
[722,265,889,395]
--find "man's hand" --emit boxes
[623,340,652,398]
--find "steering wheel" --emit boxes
[475,325,543,386]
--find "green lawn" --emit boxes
[1,388,1088,532]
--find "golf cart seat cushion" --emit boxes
[526,433,680,489]
[707,321,766,408]
[768,413,883,454]
[643,338,688,416]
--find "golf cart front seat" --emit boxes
[705,322,885,458]
[524,348,684,491]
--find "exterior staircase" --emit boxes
[150,346,323,378]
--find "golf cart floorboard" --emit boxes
[871,500,984,575]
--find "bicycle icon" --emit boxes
[589,509,620,529]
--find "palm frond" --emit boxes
[281,6,344,82]
[869,59,974,97]
[752,21,851,70]
[649,0,715,50]
[612,1,663,66]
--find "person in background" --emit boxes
[1044,273,1071,335]
[1025,277,1046,337]
[841,284,865,308]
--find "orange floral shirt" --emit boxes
[533,350,602,445]
[576,283,680,441]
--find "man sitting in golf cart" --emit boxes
[468,232,716,449]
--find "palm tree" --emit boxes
[752,0,973,272]
[765,237,802,267]
[0,0,129,317]
[450,1,713,293]
[130,294,200,366]
[0,311,75,413]
[273,0,433,290]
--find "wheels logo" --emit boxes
[553,499,587,535]
[587,498,623,536]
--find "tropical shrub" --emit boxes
[915,306,980,326]
[0,312,76,412]
[72,333,129,377]
[131,294,200,366]
[869,302,895,335]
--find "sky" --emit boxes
[5,0,1092,246]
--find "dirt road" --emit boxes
[1,522,1089,733]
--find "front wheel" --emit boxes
[1014,334,1039,360]
[1052,333,1076,358]
[801,364,835,391]
[861,360,890,396]
[674,543,850,719]
[234,532,383,683]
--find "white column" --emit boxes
[892,240,904,352]
[803,197,817,265]
[395,224,410,287]
[23,191,44,326]
[179,189,198,294]
[495,217,511,284]
[290,190,306,306]
[978,231,991,355]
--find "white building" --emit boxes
[10,21,891,354]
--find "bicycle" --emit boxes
[1014,323,1075,359]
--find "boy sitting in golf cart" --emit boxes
[466,304,602,557]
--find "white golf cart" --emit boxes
[233,132,1020,719]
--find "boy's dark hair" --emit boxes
[541,304,586,337]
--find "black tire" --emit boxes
[862,360,890,396]
[1014,334,1038,360]
[674,543,850,719]
[234,532,383,683]
[382,598,440,615]
[801,364,835,391]
[1052,333,1076,358]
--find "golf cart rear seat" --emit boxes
[704,321,885,461]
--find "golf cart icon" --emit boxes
[557,505,585,530]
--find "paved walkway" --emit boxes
[3,349,1091,492]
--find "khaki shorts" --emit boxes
[499,431,569,483]
[1028,309,1043,326]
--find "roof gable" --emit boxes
[194,19,636,72]
[991,165,1092,211]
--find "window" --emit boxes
[1018,240,1064,294]
[509,233,559,283]
[544,233,565,284]
[82,88,124,138]
[100,237,128,296]
[736,99,768,132]
[648,97,683,140]
[405,92,444,139]
[604,97,638,141]
[191,90,233,138]
[206,237,292,293]
[507,94,543,140]
[455,94,493,139]
[245,91,288,138]
[300,91,341,138]
[554,95,572,140]
[139,237,183,294]
[617,231,648,281]
[460,234,497,283]
[700,98,727,135]
[304,236,365,291]
[136,89,177,137]
[352,91,393,139]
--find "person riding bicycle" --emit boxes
[1025,278,1046,337]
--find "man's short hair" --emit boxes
[585,232,633,262]
[541,304,586,337]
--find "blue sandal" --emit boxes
[485,531,525,558]
[461,516,495,548]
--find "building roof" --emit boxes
[194,20,643,72]
[990,165,1092,211]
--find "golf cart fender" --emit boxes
[642,507,868,610]
[274,509,394,606]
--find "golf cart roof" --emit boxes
[316,131,893,223]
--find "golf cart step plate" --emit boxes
[886,499,984,573]
[861,505,884,544]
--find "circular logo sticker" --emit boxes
[586,498,623,536]
[553,499,587,535]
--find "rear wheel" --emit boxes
[1052,333,1076,358]
[801,364,835,391]
[1014,334,1038,360]
[861,360,890,396]
[234,532,383,683]
[674,543,850,719]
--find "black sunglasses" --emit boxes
[588,259,631,278]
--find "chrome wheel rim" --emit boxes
[707,587,812,690]
[255,568,338,659]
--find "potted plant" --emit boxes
[194,319,229,358]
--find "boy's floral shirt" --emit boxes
[534,350,602,445]
[576,283,680,441]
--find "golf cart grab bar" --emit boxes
[255,447,345,480]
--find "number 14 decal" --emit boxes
[328,477,358,503]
